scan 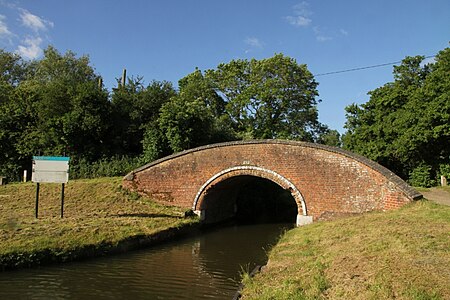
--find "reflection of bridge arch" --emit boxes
[192,166,311,225]
[123,140,422,225]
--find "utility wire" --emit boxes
[314,55,436,77]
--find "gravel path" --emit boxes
[421,187,450,206]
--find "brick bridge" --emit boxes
[123,140,422,225]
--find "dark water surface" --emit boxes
[0,223,293,299]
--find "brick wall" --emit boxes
[123,140,422,221]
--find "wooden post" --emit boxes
[61,183,65,218]
[441,176,448,187]
[35,183,40,218]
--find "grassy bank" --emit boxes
[241,200,450,299]
[0,177,198,270]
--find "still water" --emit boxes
[0,223,293,299]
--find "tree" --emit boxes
[156,69,234,155]
[0,46,113,180]
[0,49,29,86]
[111,77,175,155]
[317,129,341,147]
[206,54,322,141]
[25,46,111,159]
[343,47,450,184]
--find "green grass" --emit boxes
[241,200,450,300]
[0,177,198,269]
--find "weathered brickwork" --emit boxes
[123,140,422,221]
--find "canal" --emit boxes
[0,222,293,299]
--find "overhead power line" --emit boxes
[313,55,436,77]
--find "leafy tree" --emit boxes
[26,46,111,159]
[156,69,234,154]
[0,49,29,86]
[206,54,322,141]
[111,77,175,155]
[343,47,450,184]
[0,52,35,180]
[317,129,341,147]
[0,46,112,180]
[141,120,170,162]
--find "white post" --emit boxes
[296,214,313,226]
[23,170,27,182]
[194,210,206,221]
[441,176,447,186]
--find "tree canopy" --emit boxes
[206,54,323,141]
[0,47,338,181]
[343,47,450,186]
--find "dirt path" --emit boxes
[421,187,450,206]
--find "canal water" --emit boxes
[0,223,293,299]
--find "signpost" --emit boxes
[32,156,70,218]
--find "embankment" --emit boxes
[240,200,450,299]
[0,177,199,271]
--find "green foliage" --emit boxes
[344,47,450,181]
[159,94,216,152]
[0,49,30,86]
[206,54,323,141]
[408,164,435,187]
[111,78,175,155]
[70,156,143,179]
[156,69,235,154]
[141,121,170,162]
[0,47,113,180]
[0,47,339,179]
[439,164,450,178]
[317,129,341,147]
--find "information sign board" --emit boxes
[32,156,70,183]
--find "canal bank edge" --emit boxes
[0,222,200,272]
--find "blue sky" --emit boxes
[0,0,449,133]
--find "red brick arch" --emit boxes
[192,165,309,223]
[123,140,422,225]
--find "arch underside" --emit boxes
[192,166,313,225]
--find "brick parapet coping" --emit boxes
[124,139,422,201]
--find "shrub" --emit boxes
[439,164,450,178]
[70,156,143,179]
[408,164,435,187]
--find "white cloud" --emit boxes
[16,36,43,59]
[285,1,312,27]
[285,3,349,43]
[316,35,332,42]
[313,26,333,42]
[285,15,311,27]
[19,9,53,32]
[293,2,312,18]
[0,14,13,38]
[244,37,263,48]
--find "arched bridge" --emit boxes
[123,140,422,225]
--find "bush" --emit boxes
[408,164,435,187]
[70,156,143,179]
[439,164,450,178]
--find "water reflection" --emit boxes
[0,223,293,299]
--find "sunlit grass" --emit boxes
[241,200,450,299]
[0,177,198,269]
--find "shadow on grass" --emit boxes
[115,213,182,219]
